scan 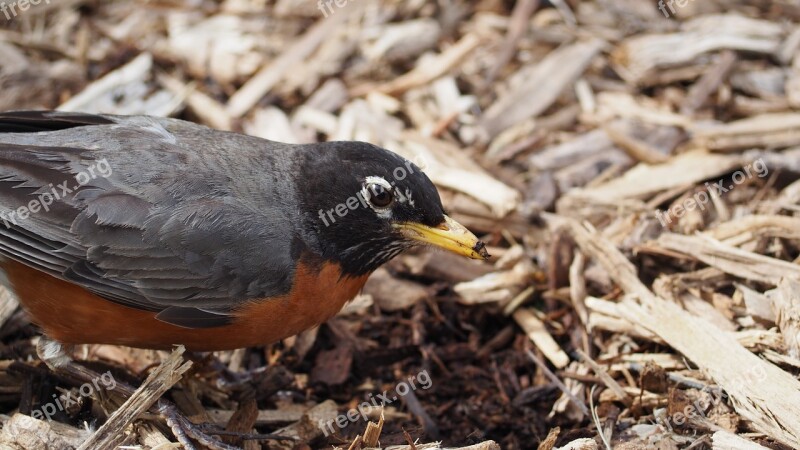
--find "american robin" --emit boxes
[0,110,489,351]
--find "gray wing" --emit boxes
[0,111,302,328]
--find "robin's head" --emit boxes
[299,142,489,275]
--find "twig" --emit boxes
[525,349,589,416]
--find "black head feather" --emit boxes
[297,141,446,275]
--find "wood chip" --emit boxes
[77,346,192,450]
[515,309,570,369]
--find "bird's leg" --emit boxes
[35,338,98,384]
[35,338,74,370]
[33,337,242,450]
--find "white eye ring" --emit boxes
[364,176,393,192]
[361,176,395,215]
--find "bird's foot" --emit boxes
[196,423,298,443]
[159,404,296,449]
[158,402,242,450]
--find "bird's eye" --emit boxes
[367,183,394,208]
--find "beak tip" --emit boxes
[473,241,490,260]
[395,217,490,261]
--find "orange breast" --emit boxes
[1,259,369,351]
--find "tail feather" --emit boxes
[0,110,113,134]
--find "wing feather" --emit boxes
[0,111,301,329]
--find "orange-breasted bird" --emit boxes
[0,110,489,351]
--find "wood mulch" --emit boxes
[1,0,800,449]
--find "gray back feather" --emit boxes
[0,112,305,328]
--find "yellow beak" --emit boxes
[393,215,490,260]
